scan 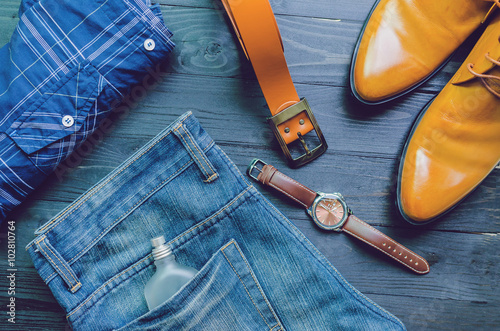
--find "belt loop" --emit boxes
[173,123,219,183]
[35,236,82,293]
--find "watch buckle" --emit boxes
[246,158,268,182]
[267,98,328,168]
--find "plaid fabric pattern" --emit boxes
[0,0,174,222]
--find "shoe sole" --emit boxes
[349,0,463,105]
[396,97,499,225]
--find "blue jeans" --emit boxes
[26,112,405,330]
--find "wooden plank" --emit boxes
[0,0,498,330]
[328,229,500,329]
[3,176,500,319]
[2,207,498,330]
[3,301,68,330]
[331,230,500,302]
[0,0,19,47]
[160,0,379,22]
[0,3,478,92]
[12,72,497,233]
[369,294,500,330]
[94,73,432,156]
[160,5,462,92]
[27,133,499,234]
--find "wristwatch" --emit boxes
[247,159,430,274]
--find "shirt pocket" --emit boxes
[117,239,284,331]
[6,60,106,171]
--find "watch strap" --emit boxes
[249,160,430,275]
[257,164,317,209]
[342,215,430,274]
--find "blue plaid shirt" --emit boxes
[0,0,174,221]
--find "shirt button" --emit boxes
[144,39,155,51]
[62,115,74,127]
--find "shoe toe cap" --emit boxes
[398,141,497,224]
[352,29,429,103]
[398,157,463,223]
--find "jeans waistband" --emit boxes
[25,112,217,291]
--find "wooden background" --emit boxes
[0,0,498,329]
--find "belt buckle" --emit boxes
[267,98,328,168]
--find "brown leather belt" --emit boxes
[221,0,327,168]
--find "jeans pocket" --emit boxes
[117,239,283,331]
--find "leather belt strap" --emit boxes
[221,0,327,168]
[250,161,430,274]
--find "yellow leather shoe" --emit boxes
[350,0,497,104]
[397,10,500,224]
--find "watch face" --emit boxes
[312,194,347,231]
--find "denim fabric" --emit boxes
[26,112,406,330]
[0,0,174,222]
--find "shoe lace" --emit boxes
[466,0,500,97]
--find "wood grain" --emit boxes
[160,5,467,92]
[0,0,19,46]
[161,0,382,21]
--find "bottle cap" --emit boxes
[151,236,166,247]
[150,235,173,260]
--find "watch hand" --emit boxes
[330,204,340,212]
[319,202,330,210]
[320,202,339,214]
